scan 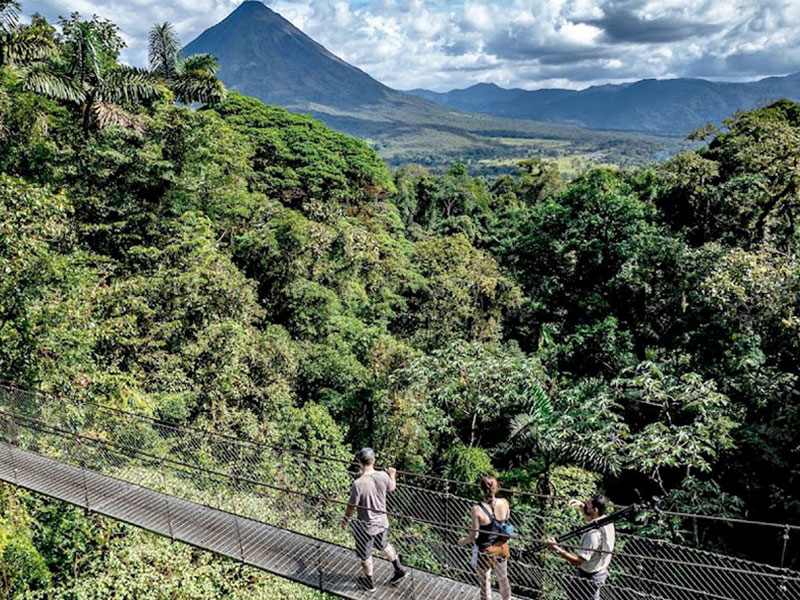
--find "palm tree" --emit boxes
[148,22,180,79]
[496,380,627,502]
[172,53,226,105]
[0,2,56,67]
[28,14,167,132]
[0,3,84,138]
[148,22,226,105]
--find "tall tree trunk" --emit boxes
[81,92,96,134]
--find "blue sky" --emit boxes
[20,0,800,91]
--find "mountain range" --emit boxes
[406,75,800,134]
[181,2,691,171]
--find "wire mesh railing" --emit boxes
[0,384,798,600]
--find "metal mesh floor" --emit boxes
[0,442,509,600]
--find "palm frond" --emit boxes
[172,71,226,105]
[18,66,85,103]
[6,31,56,64]
[148,22,180,79]
[525,381,552,418]
[67,22,102,84]
[179,53,219,76]
[494,412,545,457]
[0,1,20,35]
[555,441,620,475]
[91,101,147,134]
[98,66,167,104]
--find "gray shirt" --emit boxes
[349,471,391,535]
[576,521,615,573]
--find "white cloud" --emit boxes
[20,0,800,91]
[461,2,494,32]
[560,21,603,45]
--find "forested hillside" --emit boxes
[0,4,798,598]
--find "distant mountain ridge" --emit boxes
[181,1,687,171]
[407,74,800,134]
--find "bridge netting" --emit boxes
[0,384,797,600]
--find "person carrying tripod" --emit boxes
[547,495,616,600]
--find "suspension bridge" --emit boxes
[0,384,798,600]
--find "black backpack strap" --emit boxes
[476,502,498,525]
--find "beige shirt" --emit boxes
[349,471,391,535]
[576,521,615,573]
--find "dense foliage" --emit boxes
[0,5,798,597]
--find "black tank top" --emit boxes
[475,500,507,549]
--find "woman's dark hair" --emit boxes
[591,494,611,516]
[480,475,500,500]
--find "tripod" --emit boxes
[550,498,659,547]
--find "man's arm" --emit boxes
[341,504,356,529]
[386,467,397,492]
[342,483,358,528]
[546,538,587,567]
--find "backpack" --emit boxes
[477,501,515,542]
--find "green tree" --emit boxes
[705,100,800,247]
[214,93,394,214]
[654,152,720,244]
[400,234,521,348]
[386,341,550,467]
[0,175,82,384]
[500,378,628,497]
[26,13,165,132]
[508,168,659,371]
[613,361,741,497]
[515,158,563,205]
[148,22,225,105]
[0,1,55,67]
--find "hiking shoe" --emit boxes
[390,569,409,585]
[357,576,376,592]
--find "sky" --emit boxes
[20,0,800,92]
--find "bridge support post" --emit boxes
[5,442,18,486]
[778,527,791,600]
[157,456,175,543]
[648,539,663,600]
[443,482,451,578]
[77,440,90,511]
[316,540,324,592]
[232,477,245,563]
[781,526,790,568]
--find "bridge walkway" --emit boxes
[0,442,505,600]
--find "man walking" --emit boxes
[342,448,408,592]
[546,495,616,600]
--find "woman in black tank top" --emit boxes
[475,499,508,549]
[458,475,512,600]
